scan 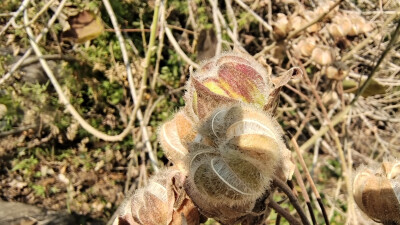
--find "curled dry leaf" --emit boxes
[61,10,104,44]
[185,104,293,224]
[353,160,400,224]
[113,169,199,225]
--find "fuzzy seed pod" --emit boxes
[353,161,400,224]
[159,111,196,168]
[311,47,334,65]
[114,169,200,225]
[184,51,272,121]
[185,104,293,224]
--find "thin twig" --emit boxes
[0,0,66,85]
[209,0,222,55]
[269,201,301,225]
[225,0,238,40]
[273,176,311,225]
[286,0,344,40]
[216,9,246,52]
[294,167,316,225]
[102,0,159,171]
[233,0,273,32]
[0,0,30,36]
[164,23,200,68]
[151,0,166,90]
[105,28,150,32]
[22,6,140,143]
[292,139,330,225]
[25,0,56,26]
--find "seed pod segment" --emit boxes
[159,111,195,168]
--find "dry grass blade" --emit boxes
[292,139,330,225]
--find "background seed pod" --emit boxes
[353,162,400,224]
[311,47,334,65]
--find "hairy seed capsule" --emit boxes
[353,161,400,224]
[114,169,199,225]
[185,104,293,224]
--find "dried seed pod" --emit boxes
[314,1,338,20]
[303,11,321,33]
[325,66,348,80]
[353,161,400,224]
[114,169,200,225]
[348,14,374,36]
[159,111,195,168]
[273,13,291,38]
[295,37,317,57]
[328,24,347,38]
[185,104,292,224]
[329,15,352,38]
[289,16,307,33]
[184,51,272,120]
[311,47,333,65]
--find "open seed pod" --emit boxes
[159,111,196,168]
[353,161,400,224]
[184,51,272,121]
[185,104,293,224]
[114,169,200,225]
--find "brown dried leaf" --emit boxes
[61,10,104,43]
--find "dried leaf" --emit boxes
[343,78,388,97]
[61,10,104,43]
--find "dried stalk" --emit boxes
[0,0,66,85]
[209,0,222,55]
[273,176,311,225]
[164,23,200,68]
[269,201,302,225]
[0,0,30,35]
[233,0,273,32]
[102,0,159,171]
